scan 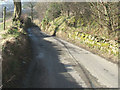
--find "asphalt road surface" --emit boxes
[22,27,118,88]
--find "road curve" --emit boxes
[22,27,118,88]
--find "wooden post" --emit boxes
[31,3,33,21]
[3,7,6,30]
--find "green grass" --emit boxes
[0,23,3,30]
[0,18,2,22]
[0,20,12,31]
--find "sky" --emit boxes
[0,0,119,4]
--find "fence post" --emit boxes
[3,7,6,30]
[31,4,33,21]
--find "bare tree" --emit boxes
[35,2,50,22]
[62,2,72,16]
[13,0,21,23]
[25,2,36,21]
[90,2,119,35]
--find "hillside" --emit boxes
[38,16,119,63]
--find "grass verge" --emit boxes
[1,18,32,88]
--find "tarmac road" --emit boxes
[22,27,118,88]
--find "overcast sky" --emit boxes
[1,0,34,3]
[0,0,119,4]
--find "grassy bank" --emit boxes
[38,16,119,64]
[0,19,12,31]
[1,19,32,88]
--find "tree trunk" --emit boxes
[67,10,70,17]
[13,0,21,22]
[31,4,33,21]
[3,7,6,30]
[74,12,77,28]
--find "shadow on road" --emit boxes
[22,26,84,88]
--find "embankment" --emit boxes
[38,16,119,64]
[1,18,32,88]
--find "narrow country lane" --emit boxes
[22,27,118,88]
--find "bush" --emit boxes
[24,17,37,30]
